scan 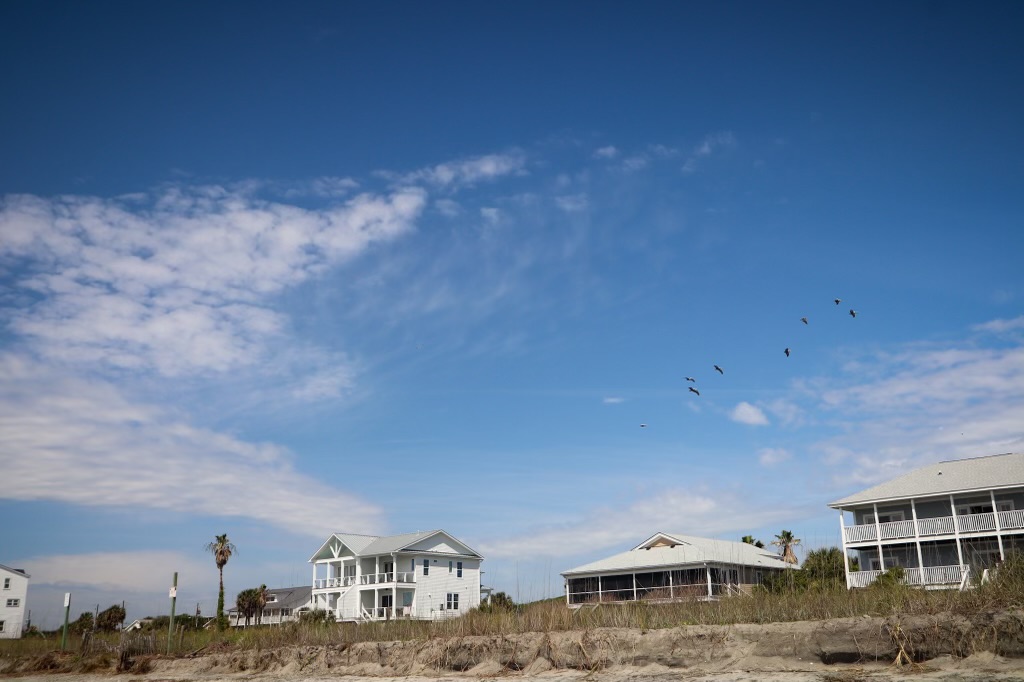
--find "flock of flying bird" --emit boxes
[638,298,859,427]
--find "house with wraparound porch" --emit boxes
[831,452,1024,589]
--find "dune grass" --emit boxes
[4,558,1023,662]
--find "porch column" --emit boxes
[950,495,965,567]
[911,499,925,580]
[873,503,885,571]
[669,569,674,600]
[632,573,637,601]
[564,580,569,606]
[991,490,1005,561]
[597,575,602,602]
[705,565,712,598]
[839,510,851,589]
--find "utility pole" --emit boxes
[60,593,71,651]
[167,572,178,655]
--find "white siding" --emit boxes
[0,568,29,639]
[411,557,481,618]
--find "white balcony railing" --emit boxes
[999,509,1024,530]
[845,510,1018,544]
[314,576,357,589]
[958,512,997,533]
[879,519,915,540]
[849,565,965,588]
[848,570,882,588]
[359,572,416,585]
[917,516,954,536]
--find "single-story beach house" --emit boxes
[561,532,793,606]
[830,452,1024,589]
[228,585,313,627]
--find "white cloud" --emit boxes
[0,185,426,377]
[758,447,792,467]
[393,152,526,189]
[0,354,384,537]
[434,198,462,217]
[603,396,624,404]
[730,401,769,426]
[480,207,502,225]
[555,194,588,213]
[973,315,1024,334]
[16,551,210,592]
[810,332,1024,486]
[682,131,737,174]
[622,156,649,172]
[480,487,802,559]
[593,146,619,159]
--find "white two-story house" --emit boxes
[309,530,483,622]
[1,564,30,639]
[830,452,1024,589]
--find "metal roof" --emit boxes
[828,452,1024,508]
[311,530,482,561]
[0,564,29,578]
[561,532,791,576]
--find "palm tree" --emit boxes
[771,530,801,564]
[206,533,236,631]
[255,584,269,625]
[235,588,256,627]
[741,535,765,549]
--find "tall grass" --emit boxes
[4,557,1023,661]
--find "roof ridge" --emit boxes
[938,451,1018,464]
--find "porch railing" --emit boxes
[998,509,1024,530]
[845,510,1014,543]
[849,565,965,588]
[314,576,357,589]
[359,572,416,585]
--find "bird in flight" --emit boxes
[834,298,842,305]
[849,309,857,318]
[688,386,700,396]
[801,317,808,325]
[784,348,791,357]
[640,423,648,428]
[685,376,696,382]
[714,365,724,375]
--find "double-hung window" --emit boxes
[423,559,429,576]
[5,599,19,608]
[446,593,459,610]
[457,561,463,578]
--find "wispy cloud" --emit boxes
[730,401,769,426]
[480,487,802,559]
[0,185,426,377]
[0,354,384,537]
[682,132,737,174]
[809,323,1024,486]
[593,146,619,159]
[388,152,527,189]
[758,447,792,467]
[602,396,624,404]
[555,194,588,213]
[973,315,1024,334]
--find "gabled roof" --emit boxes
[309,530,482,562]
[228,585,311,613]
[561,532,791,576]
[829,452,1024,508]
[0,563,29,578]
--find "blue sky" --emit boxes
[2,1,1024,628]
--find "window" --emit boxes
[457,561,463,578]
[446,593,459,610]
[865,511,905,524]
[402,592,413,607]
[3,578,9,589]
[449,560,453,573]
[423,559,429,576]
[0,620,5,633]
[410,559,415,572]
[5,599,19,608]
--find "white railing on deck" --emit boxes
[879,519,915,539]
[845,524,878,543]
[848,570,882,588]
[999,509,1024,530]
[903,565,965,586]
[359,571,415,585]
[958,512,997,533]
[917,516,954,536]
[314,576,356,589]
